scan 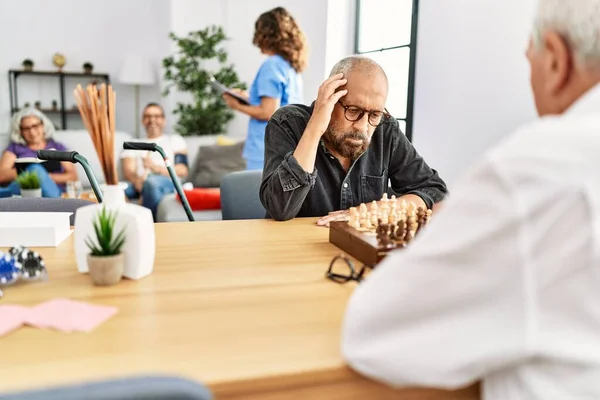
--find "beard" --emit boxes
[322,123,370,160]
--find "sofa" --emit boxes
[1,130,246,222]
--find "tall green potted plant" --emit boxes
[85,207,126,286]
[16,170,41,198]
[162,26,246,136]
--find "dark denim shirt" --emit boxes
[259,103,448,221]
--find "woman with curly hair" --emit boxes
[223,7,308,170]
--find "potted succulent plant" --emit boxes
[34,101,41,109]
[51,100,58,111]
[16,170,41,198]
[23,102,31,109]
[85,206,126,286]
[83,62,94,74]
[22,59,34,71]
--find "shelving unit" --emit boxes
[8,69,110,129]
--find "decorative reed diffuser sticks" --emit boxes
[72,82,156,282]
[73,84,118,185]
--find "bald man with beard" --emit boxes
[260,55,447,223]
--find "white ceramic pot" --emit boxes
[75,185,155,280]
[87,253,124,286]
[20,188,42,198]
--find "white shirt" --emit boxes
[341,84,600,400]
[120,134,187,176]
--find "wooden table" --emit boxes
[0,219,479,399]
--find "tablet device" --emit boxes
[209,76,250,105]
[15,158,61,174]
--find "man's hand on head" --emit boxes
[306,73,348,137]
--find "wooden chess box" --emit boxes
[328,221,394,267]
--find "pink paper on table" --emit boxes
[26,298,118,333]
[0,305,30,337]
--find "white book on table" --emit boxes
[0,212,73,247]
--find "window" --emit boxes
[355,0,419,141]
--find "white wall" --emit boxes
[0,0,334,143]
[325,0,356,75]
[167,0,329,138]
[0,0,171,136]
[412,0,538,186]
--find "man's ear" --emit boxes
[542,30,573,94]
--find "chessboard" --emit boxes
[329,194,432,267]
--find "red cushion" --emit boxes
[176,188,221,210]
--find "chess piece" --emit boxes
[370,200,378,213]
[348,207,359,227]
[389,223,397,240]
[424,209,432,224]
[390,210,399,225]
[381,210,389,225]
[359,203,368,216]
[358,207,369,229]
[370,210,378,227]
[400,199,407,208]
[406,216,418,242]
[376,223,392,248]
[364,213,373,230]
[419,206,427,219]
[416,207,426,233]
[396,219,407,243]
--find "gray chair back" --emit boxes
[0,376,212,400]
[0,198,93,225]
[220,170,265,220]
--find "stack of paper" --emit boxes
[0,298,117,337]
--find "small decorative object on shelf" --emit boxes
[22,59,34,72]
[23,102,30,109]
[83,62,94,74]
[16,171,41,198]
[85,206,126,286]
[34,101,41,109]
[52,52,66,72]
[51,100,58,111]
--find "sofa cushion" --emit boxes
[177,188,221,210]
[189,141,246,188]
[156,193,222,222]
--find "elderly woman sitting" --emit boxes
[0,109,77,198]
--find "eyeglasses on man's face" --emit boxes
[143,113,164,120]
[337,101,390,127]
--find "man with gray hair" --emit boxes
[341,0,600,398]
[260,55,447,222]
